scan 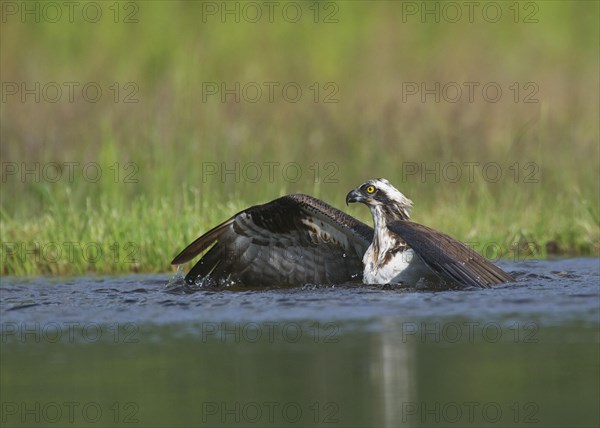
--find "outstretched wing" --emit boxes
[387,221,513,288]
[172,194,373,287]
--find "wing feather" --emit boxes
[172,194,373,287]
[171,219,234,264]
[387,221,514,288]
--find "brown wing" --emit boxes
[172,194,373,287]
[387,221,513,288]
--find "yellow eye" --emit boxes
[366,185,375,194]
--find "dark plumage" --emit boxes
[171,194,372,287]
[172,179,513,288]
[387,221,514,288]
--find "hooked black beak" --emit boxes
[346,189,363,205]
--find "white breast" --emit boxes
[363,247,434,285]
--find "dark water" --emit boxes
[1,258,598,427]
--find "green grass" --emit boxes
[1,1,598,276]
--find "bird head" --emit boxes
[346,178,413,221]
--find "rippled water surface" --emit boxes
[1,258,599,427]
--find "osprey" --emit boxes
[171,179,513,288]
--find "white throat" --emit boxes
[362,204,432,285]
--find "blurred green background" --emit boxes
[1,1,598,275]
